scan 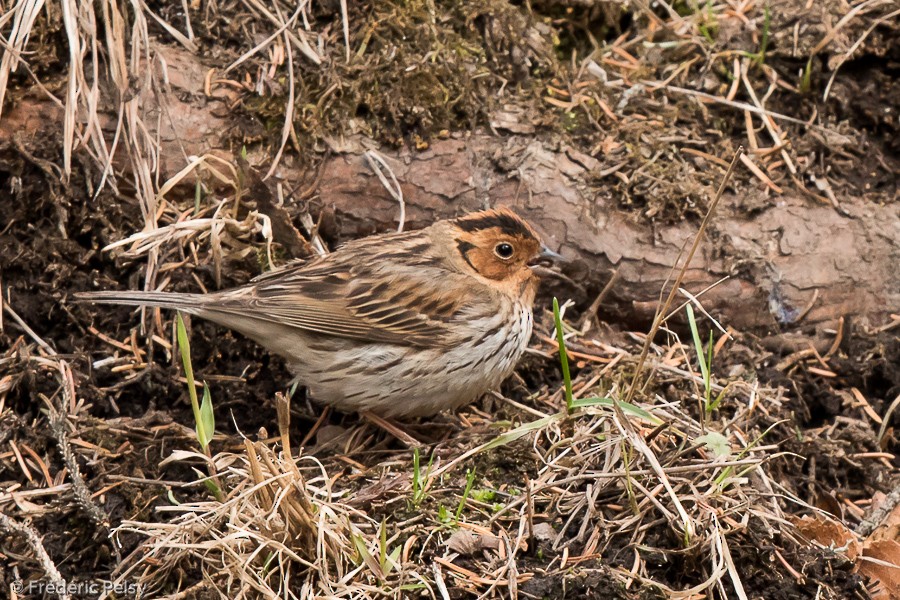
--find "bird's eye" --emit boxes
[494,242,514,259]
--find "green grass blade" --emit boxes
[706,329,715,408]
[379,519,387,570]
[686,304,709,386]
[194,179,202,215]
[758,5,770,64]
[552,297,574,412]
[176,313,205,447]
[385,545,401,576]
[198,384,215,451]
[411,447,421,505]
[481,414,562,452]
[569,397,663,425]
[456,468,476,520]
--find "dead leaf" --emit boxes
[858,540,900,600]
[532,522,556,543]
[446,530,501,556]
[490,108,536,134]
[315,425,347,447]
[791,515,860,561]
[814,490,844,519]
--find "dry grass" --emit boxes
[0,143,815,597]
[1,0,897,598]
[65,147,813,595]
[91,298,807,598]
[109,396,399,598]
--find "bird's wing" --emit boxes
[209,255,472,348]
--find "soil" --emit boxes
[1,1,898,599]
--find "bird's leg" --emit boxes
[300,405,331,447]
[360,411,424,448]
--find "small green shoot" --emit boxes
[352,524,401,580]
[685,304,714,414]
[552,297,574,413]
[379,519,388,573]
[192,467,222,499]
[259,551,276,579]
[175,313,222,501]
[455,468,476,521]
[198,384,215,450]
[621,440,639,514]
[194,179,202,215]
[175,313,214,452]
[438,504,451,523]
[742,4,771,65]
[351,533,375,572]
[800,57,814,93]
[758,5,770,64]
[471,488,495,503]
[410,448,435,508]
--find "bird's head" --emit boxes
[444,207,561,286]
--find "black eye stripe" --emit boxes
[456,239,476,256]
[456,239,477,270]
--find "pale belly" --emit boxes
[288,304,534,418]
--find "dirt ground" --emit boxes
[1,1,899,599]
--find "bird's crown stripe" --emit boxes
[455,211,536,239]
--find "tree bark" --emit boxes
[311,139,899,332]
[2,45,897,332]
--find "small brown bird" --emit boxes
[77,208,561,417]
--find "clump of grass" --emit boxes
[409,447,435,509]
[114,396,413,597]
[352,519,404,582]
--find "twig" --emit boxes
[0,512,71,600]
[625,147,743,405]
[580,269,619,331]
[739,61,796,175]
[739,153,783,193]
[876,393,900,448]
[46,391,111,529]
[364,150,406,232]
[856,476,900,538]
[646,82,831,133]
[3,302,55,355]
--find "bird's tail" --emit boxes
[74,290,208,314]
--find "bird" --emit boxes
[76,207,562,418]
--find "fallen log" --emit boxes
[2,45,896,333]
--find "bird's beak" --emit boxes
[529,245,564,268]
[539,245,564,262]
